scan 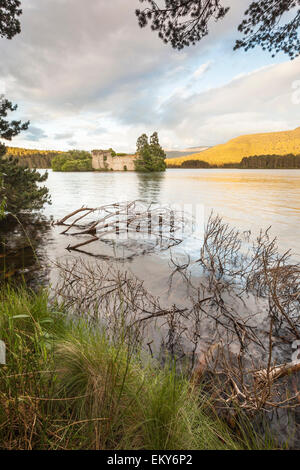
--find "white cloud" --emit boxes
[192,61,213,80]
[159,58,300,146]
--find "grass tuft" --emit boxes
[0,285,276,450]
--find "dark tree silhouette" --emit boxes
[0,0,26,152]
[0,1,50,216]
[0,0,22,39]
[0,98,29,145]
[136,0,300,59]
[235,0,300,59]
[136,1,229,49]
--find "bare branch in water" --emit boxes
[55,200,187,257]
[53,210,300,418]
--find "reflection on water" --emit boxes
[137,172,165,203]
[1,170,298,446]
[42,169,300,257]
[0,214,51,284]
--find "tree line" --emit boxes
[168,154,300,169]
[51,150,92,172]
[5,147,62,158]
[51,133,167,173]
[240,154,300,169]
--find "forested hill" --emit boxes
[4,147,62,169]
[167,127,300,167]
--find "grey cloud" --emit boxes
[87,126,108,136]
[0,0,248,122]
[0,0,178,113]
[0,0,297,150]
[23,126,47,142]
[54,132,74,140]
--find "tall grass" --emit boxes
[0,285,275,450]
[0,285,67,449]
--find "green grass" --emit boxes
[0,285,278,450]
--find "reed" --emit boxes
[0,284,248,450]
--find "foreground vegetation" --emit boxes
[0,207,294,449]
[1,75,51,217]
[0,284,278,450]
[0,155,50,216]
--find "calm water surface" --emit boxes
[37,169,300,444]
[42,169,300,258]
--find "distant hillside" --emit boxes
[165,146,210,159]
[167,127,300,166]
[4,147,62,169]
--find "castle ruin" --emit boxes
[92,150,138,171]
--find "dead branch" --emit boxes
[55,200,188,257]
[254,360,300,384]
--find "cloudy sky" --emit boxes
[0,0,299,152]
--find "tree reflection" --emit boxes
[0,214,51,286]
[137,172,165,203]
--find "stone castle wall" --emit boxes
[92,150,137,171]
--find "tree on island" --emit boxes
[136,0,300,59]
[52,150,92,172]
[135,132,166,172]
[0,1,50,218]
